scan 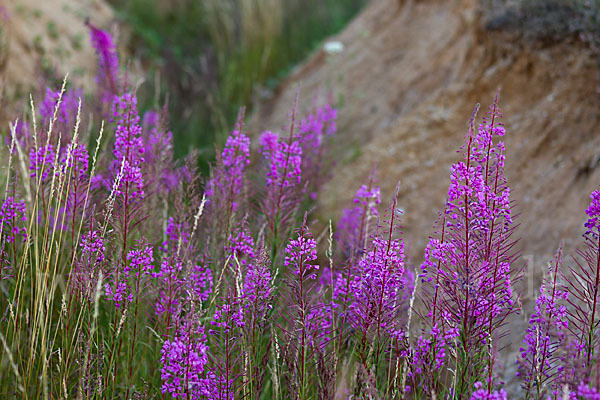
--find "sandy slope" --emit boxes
[0,0,113,124]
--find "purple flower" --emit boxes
[206,113,251,212]
[284,228,318,278]
[518,247,568,396]
[105,242,154,308]
[110,92,145,200]
[87,22,119,105]
[141,110,177,191]
[408,323,448,378]
[160,217,190,254]
[225,223,255,268]
[160,319,214,399]
[186,264,213,303]
[153,258,184,317]
[419,98,518,395]
[212,302,245,331]
[469,382,507,400]
[298,103,337,148]
[60,142,89,177]
[71,230,105,299]
[39,87,82,138]
[127,243,154,276]
[349,232,408,347]
[336,183,381,255]
[29,144,56,182]
[578,383,600,399]
[297,104,337,195]
[259,130,302,188]
[80,230,105,266]
[242,258,272,311]
[0,197,27,243]
[584,190,600,239]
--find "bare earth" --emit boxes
[0,0,113,125]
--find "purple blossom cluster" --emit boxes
[297,103,338,199]
[141,110,178,192]
[298,103,337,148]
[284,228,318,278]
[350,236,406,335]
[212,302,245,331]
[87,22,119,105]
[110,92,145,199]
[469,382,508,400]
[39,87,82,135]
[29,144,56,182]
[206,114,251,212]
[0,196,27,243]
[153,258,184,317]
[417,98,519,396]
[71,230,105,299]
[153,258,213,320]
[405,323,450,382]
[160,217,190,254]
[259,130,302,188]
[60,142,89,177]
[518,247,569,397]
[584,189,600,238]
[242,257,272,313]
[186,264,213,303]
[160,320,215,399]
[105,242,153,308]
[225,222,255,268]
[336,182,381,255]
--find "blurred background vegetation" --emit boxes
[108,0,367,170]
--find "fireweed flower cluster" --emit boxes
[259,130,302,188]
[518,246,569,398]
[298,103,337,148]
[348,191,414,383]
[350,236,406,339]
[29,144,56,182]
[225,222,256,270]
[418,98,519,397]
[336,182,381,256]
[39,87,82,137]
[160,319,215,398]
[562,187,600,393]
[159,217,190,254]
[60,142,89,177]
[470,382,508,400]
[105,242,153,308]
[206,112,251,213]
[69,230,106,301]
[110,92,145,199]
[259,119,304,244]
[284,225,318,277]
[0,196,27,244]
[141,110,178,192]
[87,22,120,105]
[242,255,272,313]
[278,222,322,398]
[297,103,337,198]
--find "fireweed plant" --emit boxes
[3,26,600,400]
